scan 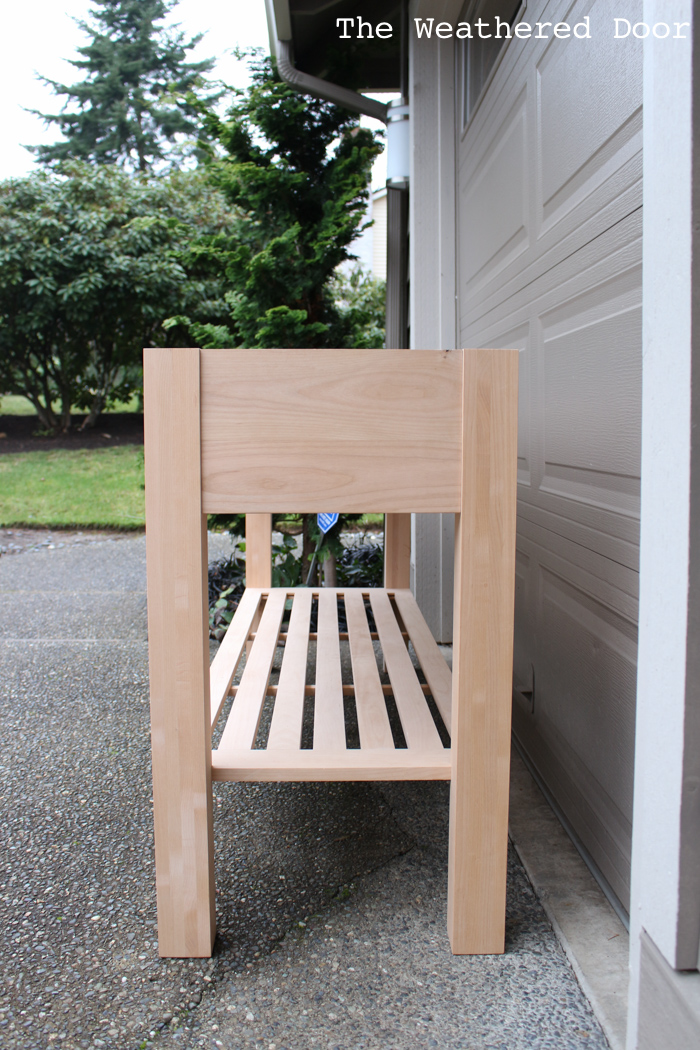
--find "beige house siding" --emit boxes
[371,189,388,281]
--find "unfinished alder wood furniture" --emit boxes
[144,346,518,959]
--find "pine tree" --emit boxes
[30,0,221,172]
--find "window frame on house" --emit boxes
[459,0,524,131]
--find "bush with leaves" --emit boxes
[208,532,385,640]
[336,537,384,589]
[0,163,234,431]
[328,266,386,349]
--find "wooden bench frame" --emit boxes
[144,346,518,958]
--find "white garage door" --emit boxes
[456,0,642,910]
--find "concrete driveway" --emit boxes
[0,535,608,1050]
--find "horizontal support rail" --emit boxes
[211,748,451,782]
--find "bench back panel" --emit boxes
[199,348,463,514]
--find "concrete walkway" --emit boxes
[0,535,609,1050]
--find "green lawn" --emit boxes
[0,438,384,532]
[0,446,145,528]
[0,395,41,417]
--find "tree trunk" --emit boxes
[79,393,105,430]
[30,398,58,433]
[323,552,337,587]
[302,514,318,586]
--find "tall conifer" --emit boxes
[30,0,220,171]
[176,57,384,350]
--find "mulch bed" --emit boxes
[0,411,144,454]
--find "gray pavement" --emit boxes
[0,535,609,1050]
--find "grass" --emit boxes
[0,446,145,528]
[0,409,385,530]
[0,395,41,417]
[357,513,383,529]
[0,394,141,417]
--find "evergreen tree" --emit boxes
[30,0,221,172]
[172,56,384,349]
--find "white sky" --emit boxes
[0,0,387,188]
[0,0,271,180]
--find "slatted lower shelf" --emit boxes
[210,587,452,782]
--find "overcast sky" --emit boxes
[0,0,271,180]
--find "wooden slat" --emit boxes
[217,589,286,752]
[200,348,462,513]
[447,346,519,955]
[258,588,374,596]
[229,683,434,697]
[249,632,407,641]
[212,748,451,782]
[313,590,346,750]
[393,589,452,734]
[369,590,444,751]
[266,590,312,750]
[344,590,394,748]
[384,514,411,588]
[144,347,215,958]
[209,588,262,727]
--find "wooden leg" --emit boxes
[447,347,518,954]
[245,514,272,588]
[384,513,411,589]
[245,514,271,655]
[145,348,216,957]
[384,513,411,667]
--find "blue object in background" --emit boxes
[317,512,339,534]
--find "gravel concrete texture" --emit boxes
[0,529,140,558]
[508,752,629,1050]
[0,534,609,1050]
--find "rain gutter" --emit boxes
[264,0,389,124]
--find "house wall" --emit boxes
[627,2,700,1045]
[371,190,388,281]
[408,0,644,908]
[409,6,458,642]
[350,189,389,281]
[452,0,643,912]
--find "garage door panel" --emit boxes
[539,106,642,234]
[462,156,642,325]
[463,221,642,549]
[517,515,639,618]
[513,545,533,694]
[519,481,639,548]
[542,306,642,514]
[539,256,642,519]
[518,499,640,572]
[537,0,642,226]
[459,89,529,293]
[488,321,532,486]
[513,701,633,909]
[513,533,636,909]
[539,569,636,805]
[456,0,641,908]
[461,205,642,346]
